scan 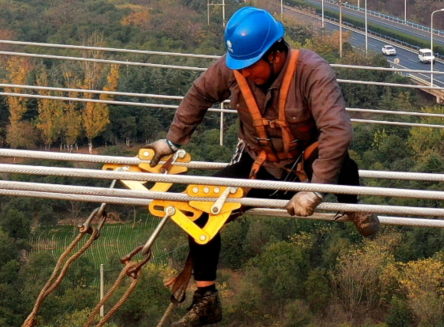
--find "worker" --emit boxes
[146,6,380,327]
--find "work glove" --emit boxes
[144,139,179,167]
[286,191,323,216]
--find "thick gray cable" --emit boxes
[1,188,444,218]
[2,52,444,90]
[1,83,443,119]
[0,40,221,59]
[0,83,184,100]
[337,79,444,90]
[248,209,444,228]
[3,90,441,129]
[1,179,444,208]
[2,90,441,129]
[348,108,444,118]
[0,51,207,71]
[2,149,444,182]
[2,164,444,200]
[351,118,444,129]
[2,41,444,75]
[0,149,228,168]
[0,92,237,114]
[1,90,443,129]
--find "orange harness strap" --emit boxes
[233,70,278,163]
[278,49,300,157]
[234,50,301,178]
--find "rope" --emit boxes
[83,262,139,327]
[84,247,151,327]
[22,228,99,327]
[157,302,176,327]
[156,289,185,327]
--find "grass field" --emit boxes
[28,213,188,267]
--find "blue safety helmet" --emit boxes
[224,7,285,70]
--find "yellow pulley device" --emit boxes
[102,149,243,244]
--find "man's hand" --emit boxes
[144,139,177,167]
[286,191,323,216]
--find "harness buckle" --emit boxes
[289,139,299,151]
[254,137,272,147]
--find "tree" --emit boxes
[1,208,31,240]
[60,65,83,151]
[82,63,119,153]
[331,234,400,321]
[399,258,444,326]
[3,57,37,148]
[36,67,63,149]
[248,240,310,305]
[408,105,444,159]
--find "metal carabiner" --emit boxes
[79,207,100,234]
[121,245,152,278]
[78,179,116,235]
[230,139,246,165]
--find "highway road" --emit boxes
[305,0,444,47]
[349,28,444,88]
[282,3,444,89]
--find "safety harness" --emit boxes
[233,49,319,181]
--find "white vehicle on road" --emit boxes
[418,48,435,63]
[382,45,396,56]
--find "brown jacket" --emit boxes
[166,45,353,184]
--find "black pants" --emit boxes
[190,152,360,281]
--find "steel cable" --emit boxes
[1,188,444,218]
[3,149,444,181]
[1,164,444,198]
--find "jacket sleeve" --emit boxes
[166,56,232,145]
[302,53,353,184]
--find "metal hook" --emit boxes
[142,207,175,255]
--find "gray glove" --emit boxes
[145,139,178,167]
[286,191,323,216]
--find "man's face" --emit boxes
[237,58,271,86]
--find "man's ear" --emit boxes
[268,51,281,64]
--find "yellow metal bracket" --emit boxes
[102,148,191,193]
[149,185,243,244]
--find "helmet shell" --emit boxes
[225,7,285,70]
